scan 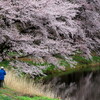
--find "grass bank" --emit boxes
[4,70,60,100]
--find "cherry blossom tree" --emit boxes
[0,0,100,65]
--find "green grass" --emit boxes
[0,87,60,100]
[25,61,49,66]
[0,60,13,69]
[92,56,100,62]
[0,60,10,67]
[0,95,12,100]
[59,59,70,68]
[17,96,60,100]
[7,51,24,57]
[8,52,18,56]
[0,87,20,100]
[72,55,92,64]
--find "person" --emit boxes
[0,67,6,87]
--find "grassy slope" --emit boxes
[0,53,100,100]
[0,87,20,100]
[0,87,60,100]
[0,55,100,80]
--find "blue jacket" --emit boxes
[0,69,6,80]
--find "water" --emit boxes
[71,73,100,100]
[50,73,100,100]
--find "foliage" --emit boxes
[0,0,100,66]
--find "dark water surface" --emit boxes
[45,71,100,100]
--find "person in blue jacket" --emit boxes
[0,67,6,87]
